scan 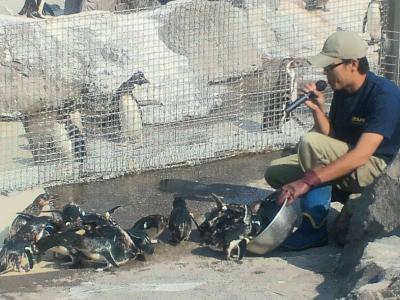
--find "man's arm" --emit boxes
[314,132,384,183]
[311,107,331,135]
[277,132,384,205]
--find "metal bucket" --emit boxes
[247,198,300,255]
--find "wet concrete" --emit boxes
[48,151,285,228]
[0,150,341,299]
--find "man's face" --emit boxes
[323,59,359,91]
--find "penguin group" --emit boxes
[167,194,274,262]
[0,190,274,274]
[0,195,168,273]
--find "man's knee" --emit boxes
[264,163,282,189]
[299,132,324,150]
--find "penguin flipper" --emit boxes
[101,251,119,268]
[210,193,225,210]
[107,205,121,214]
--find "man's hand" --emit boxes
[303,82,325,113]
[276,179,311,206]
[276,170,322,206]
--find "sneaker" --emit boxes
[280,214,328,251]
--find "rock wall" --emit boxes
[336,152,400,298]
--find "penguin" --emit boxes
[58,100,87,163]
[130,214,168,241]
[262,58,309,131]
[53,121,74,160]
[363,0,382,45]
[196,194,257,261]
[219,205,253,261]
[0,238,34,273]
[195,194,244,246]
[126,228,155,255]
[33,227,84,264]
[111,71,149,142]
[44,203,86,227]
[19,0,39,17]
[73,225,138,269]
[35,222,137,269]
[168,196,192,243]
[5,193,56,244]
[18,0,53,18]
[0,213,52,273]
[80,205,121,228]
[304,0,328,11]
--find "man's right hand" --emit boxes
[303,82,325,113]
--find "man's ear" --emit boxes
[351,59,359,71]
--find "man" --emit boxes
[265,31,400,250]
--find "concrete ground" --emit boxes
[0,151,343,299]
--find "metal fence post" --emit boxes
[385,0,400,83]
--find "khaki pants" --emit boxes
[264,132,387,194]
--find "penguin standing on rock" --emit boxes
[304,0,328,11]
[363,0,383,46]
[111,71,149,143]
[168,196,192,243]
[18,0,54,18]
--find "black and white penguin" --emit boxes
[196,194,258,261]
[18,0,54,18]
[80,205,121,228]
[262,58,309,131]
[130,214,168,241]
[111,71,149,142]
[33,227,83,264]
[0,238,34,273]
[126,228,155,255]
[219,205,253,261]
[168,196,192,243]
[46,203,86,227]
[5,193,55,244]
[73,225,138,269]
[0,213,53,273]
[304,0,328,11]
[362,0,383,45]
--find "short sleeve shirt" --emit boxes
[329,72,400,164]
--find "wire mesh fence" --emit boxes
[0,0,395,192]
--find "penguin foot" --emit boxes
[31,11,45,19]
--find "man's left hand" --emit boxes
[277,179,311,206]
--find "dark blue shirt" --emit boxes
[329,72,400,164]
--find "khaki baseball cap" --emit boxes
[309,31,368,67]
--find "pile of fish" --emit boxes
[0,191,276,273]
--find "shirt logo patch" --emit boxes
[351,116,366,125]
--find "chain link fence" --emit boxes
[0,0,395,192]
